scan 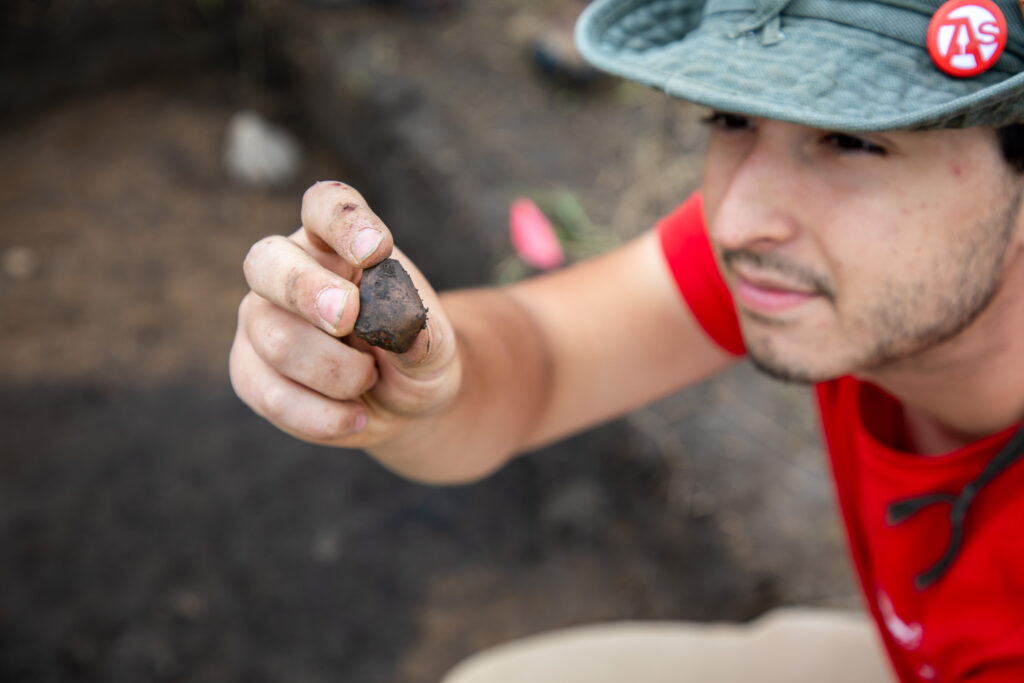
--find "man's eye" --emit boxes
[702,112,753,131]
[823,133,887,155]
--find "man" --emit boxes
[230,0,1024,680]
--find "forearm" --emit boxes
[364,231,739,483]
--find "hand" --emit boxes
[229,181,461,452]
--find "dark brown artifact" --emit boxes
[353,258,428,353]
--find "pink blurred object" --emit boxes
[509,197,565,270]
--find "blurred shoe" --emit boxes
[530,2,607,88]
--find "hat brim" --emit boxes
[576,0,1024,131]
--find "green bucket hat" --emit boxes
[575,0,1024,130]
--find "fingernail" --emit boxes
[353,413,368,433]
[352,228,383,263]
[316,287,349,333]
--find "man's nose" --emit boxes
[709,144,804,253]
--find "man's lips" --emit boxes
[733,273,820,314]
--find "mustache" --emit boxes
[721,249,835,301]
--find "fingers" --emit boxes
[300,181,393,269]
[229,319,369,444]
[243,234,360,337]
[241,292,379,401]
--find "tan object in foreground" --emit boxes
[353,259,428,354]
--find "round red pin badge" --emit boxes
[927,0,1008,78]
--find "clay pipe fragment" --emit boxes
[353,258,428,354]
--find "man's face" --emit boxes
[700,114,1023,384]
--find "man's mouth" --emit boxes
[720,250,834,317]
[731,268,821,314]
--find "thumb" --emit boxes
[361,250,462,417]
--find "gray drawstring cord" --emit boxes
[886,423,1024,590]
[727,0,793,45]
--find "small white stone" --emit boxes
[222,110,304,189]
[2,246,40,280]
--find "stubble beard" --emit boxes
[743,187,1023,385]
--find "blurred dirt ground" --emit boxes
[1,1,856,682]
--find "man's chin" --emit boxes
[745,347,844,385]
[739,319,851,384]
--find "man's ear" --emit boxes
[1012,187,1024,252]
[995,126,1024,240]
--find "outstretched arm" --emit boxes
[230,181,737,483]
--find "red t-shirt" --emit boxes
[657,193,1024,683]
